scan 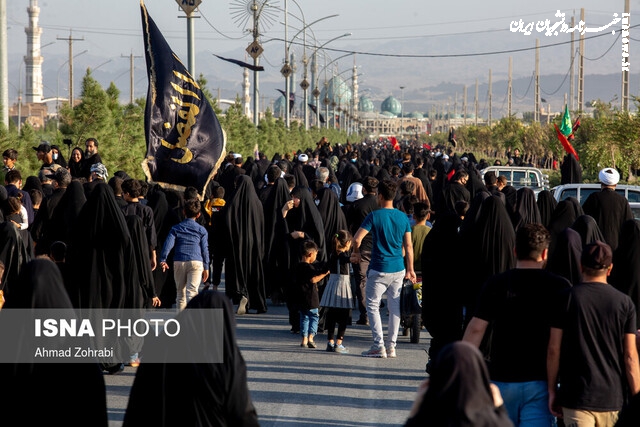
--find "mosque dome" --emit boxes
[358,96,374,113]
[381,111,396,118]
[407,111,424,119]
[319,75,352,109]
[381,96,401,116]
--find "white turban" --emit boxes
[598,168,620,186]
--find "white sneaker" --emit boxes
[386,346,397,358]
[361,346,387,358]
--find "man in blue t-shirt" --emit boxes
[352,179,416,358]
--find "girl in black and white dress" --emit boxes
[320,229,355,354]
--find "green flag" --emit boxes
[559,105,572,137]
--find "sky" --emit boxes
[5,0,639,110]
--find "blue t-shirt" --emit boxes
[360,208,411,273]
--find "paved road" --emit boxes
[104,293,431,427]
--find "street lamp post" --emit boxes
[282,12,339,130]
[310,44,352,128]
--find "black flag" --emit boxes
[212,54,264,72]
[308,103,325,124]
[276,89,295,113]
[140,1,226,194]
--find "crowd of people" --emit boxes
[1,135,640,426]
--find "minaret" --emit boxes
[25,0,43,103]
[242,66,251,119]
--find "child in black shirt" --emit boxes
[295,240,329,349]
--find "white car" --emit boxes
[550,183,640,204]
[550,183,640,220]
[480,166,550,196]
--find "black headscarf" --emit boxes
[546,227,582,286]
[0,221,32,300]
[0,259,108,427]
[511,187,541,232]
[262,178,292,300]
[68,147,85,179]
[467,196,516,313]
[571,214,605,246]
[288,186,326,262]
[123,291,259,427]
[51,144,68,168]
[610,219,640,328]
[560,153,582,184]
[124,214,154,308]
[224,175,267,311]
[547,197,584,256]
[405,341,513,427]
[68,183,138,310]
[316,187,348,250]
[421,212,465,357]
[536,190,557,228]
[46,180,87,247]
[500,185,518,217]
[338,161,362,205]
[22,175,43,195]
[146,185,180,307]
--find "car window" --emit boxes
[559,188,577,200]
[580,189,599,204]
[513,171,530,186]
[627,190,640,203]
[528,172,539,186]
[499,170,512,182]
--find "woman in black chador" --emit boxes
[281,185,326,332]
[404,341,513,427]
[0,259,108,427]
[67,183,141,372]
[224,175,267,314]
[123,290,259,427]
[262,178,291,306]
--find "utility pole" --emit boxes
[463,84,467,126]
[507,57,512,117]
[57,31,84,108]
[0,0,7,129]
[474,78,478,126]
[488,69,492,127]
[570,15,575,111]
[121,51,141,105]
[534,39,540,123]
[578,8,585,111]
[621,0,630,111]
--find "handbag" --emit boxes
[400,278,421,316]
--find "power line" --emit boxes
[515,72,535,100]
[540,48,577,96]
[199,9,246,40]
[581,31,621,61]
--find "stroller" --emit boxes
[400,275,422,343]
